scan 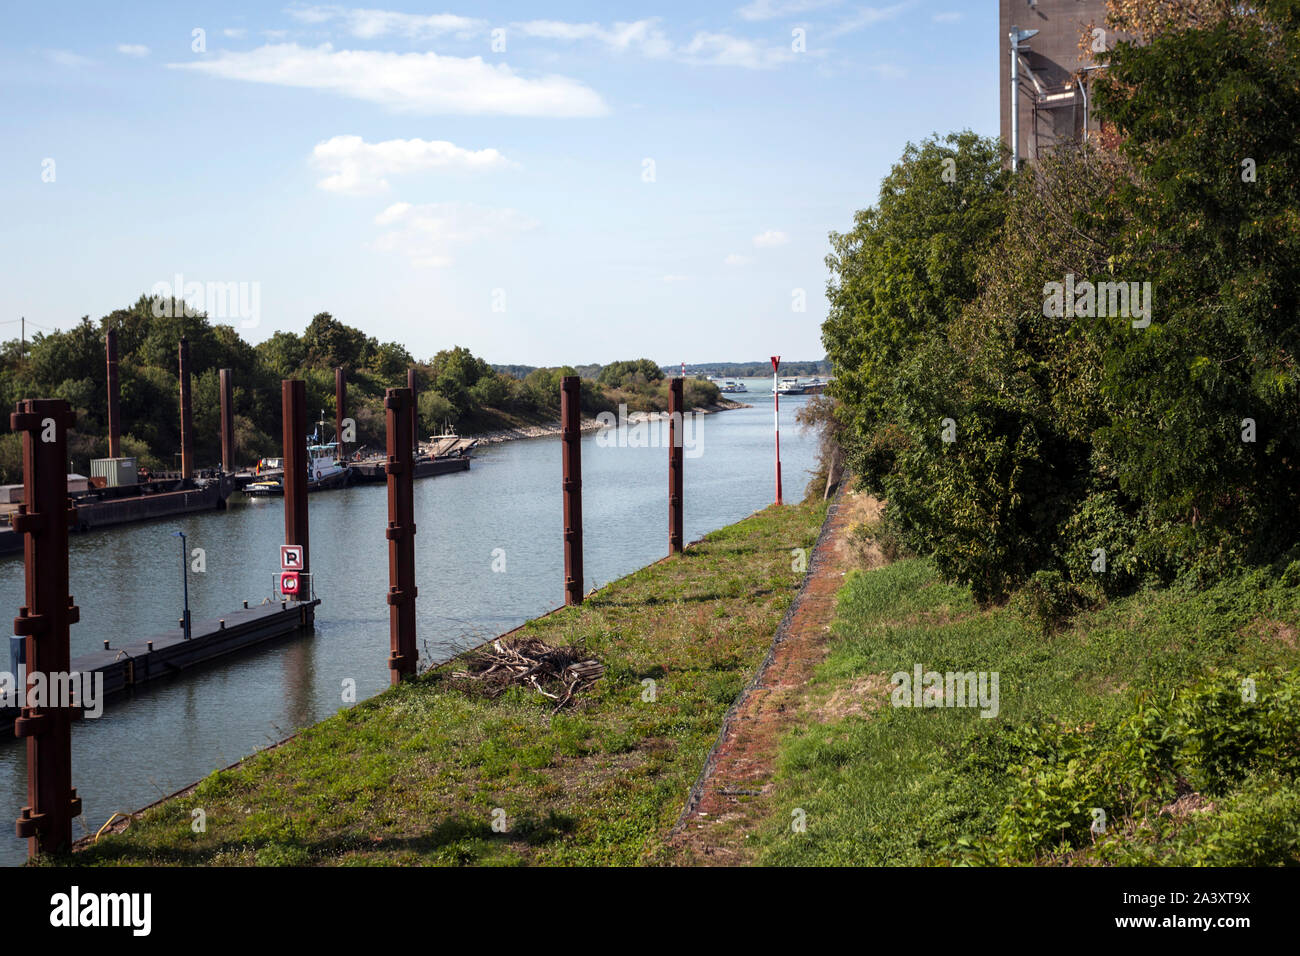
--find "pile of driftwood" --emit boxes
[451,638,604,711]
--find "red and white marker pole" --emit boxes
[772,355,783,505]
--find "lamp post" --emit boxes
[173,530,191,640]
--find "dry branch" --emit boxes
[451,638,604,711]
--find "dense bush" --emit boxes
[823,1,1300,601]
[961,667,1300,865]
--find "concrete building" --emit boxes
[1000,0,1110,169]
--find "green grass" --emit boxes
[73,500,827,866]
[758,559,1300,866]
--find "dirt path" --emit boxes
[668,487,880,864]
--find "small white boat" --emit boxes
[707,376,748,393]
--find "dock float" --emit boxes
[1,598,320,736]
[349,455,470,483]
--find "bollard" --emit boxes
[384,387,418,682]
[561,376,584,605]
[219,369,235,472]
[668,377,684,555]
[179,339,194,479]
[10,398,82,857]
[406,368,420,454]
[105,329,121,459]
[282,380,309,601]
[335,367,347,459]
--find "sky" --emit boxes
[1,1,998,367]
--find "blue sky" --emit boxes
[1,1,997,367]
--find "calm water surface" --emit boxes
[0,382,818,864]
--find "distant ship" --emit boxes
[707,376,748,393]
[774,377,830,396]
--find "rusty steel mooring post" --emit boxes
[669,377,684,555]
[282,380,309,600]
[105,329,121,460]
[178,338,194,479]
[561,375,584,606]
[335,367,347,459]
[219,368,235,473]
[406,367,420,454]
[10,399,82,858]
[384,387,417,683]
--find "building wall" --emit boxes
[999,0,1109,167]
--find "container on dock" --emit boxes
[91,457,138,487]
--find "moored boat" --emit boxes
[707,376,748,393]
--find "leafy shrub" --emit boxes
[959,667,1300,864]
[1010,570,1094,633]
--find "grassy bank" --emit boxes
[757,558,1300,865]
[75,501,826,866]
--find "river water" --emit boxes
[0,381,819,865]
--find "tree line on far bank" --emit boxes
[0,299,719,483]
[823,0,1300,614]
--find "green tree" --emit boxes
[822,131,1012,487]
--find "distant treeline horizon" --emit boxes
[494,360,831,379]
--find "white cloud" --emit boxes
[825,3,911,39]
[736,0,842,21]
[223,28,248,38]
[312,135,515,194]
[511,17,801,69]
[869,63,905,79]
[169,43,608,117]
[116,44,150,57]
[512,19,673,57]
[662,274,690,283]
[47,50,93,68]
[372,201,539,268]
[753,229,789,247]
[724,253,751,266]
[932,11,962,24]
[680,32,794,69]
[288,5,486,39]
[373,201,411,225]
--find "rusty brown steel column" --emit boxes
[282,380,309,600]
[561,375,584,606]
[178,338,194,479]
[105,329,121,459]
[219,368,235,472]
[384,387,417,682]
[668,377,684,555]
[406,367,420,453]
[335,367,347,458]
[10,399,82,857]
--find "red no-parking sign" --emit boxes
[280,545,303,571]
